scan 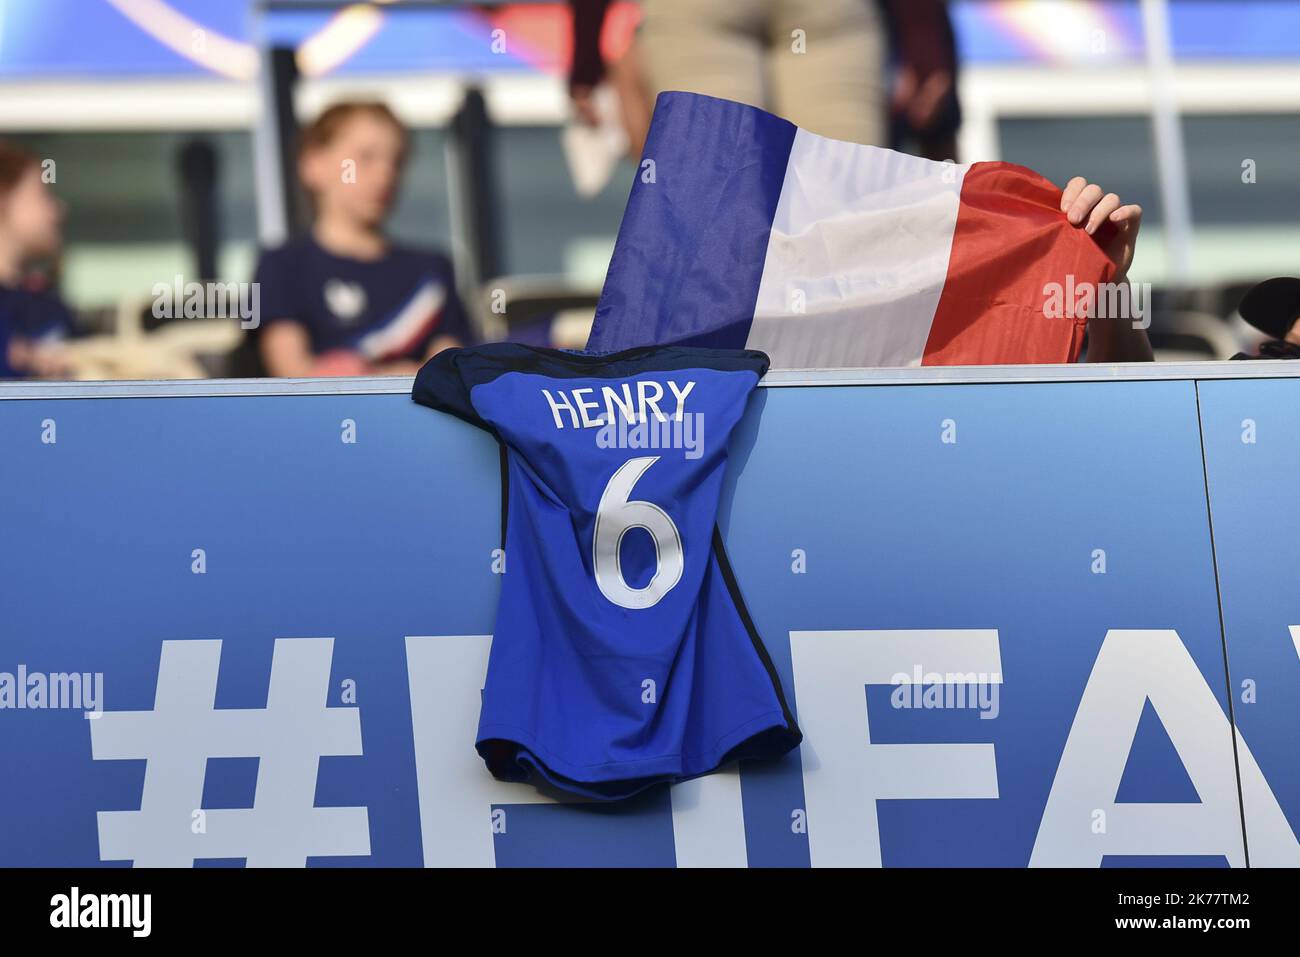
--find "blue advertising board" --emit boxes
[0,365,1297,867]
[1197,378,1300,868]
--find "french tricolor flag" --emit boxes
[586,92,1116,368]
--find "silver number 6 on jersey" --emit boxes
[592,455,685,609]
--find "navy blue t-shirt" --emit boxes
[0,284,74,378]
[253,237,471,361]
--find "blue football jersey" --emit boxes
[412,343,801,799]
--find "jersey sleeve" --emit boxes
[411,346,489,431]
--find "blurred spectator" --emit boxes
[880,0,962,162]
[0,141,74,379]
[569,0,887,157]
[254,102,471,378]
[569,0,619,127]
[1232,278,1300,360]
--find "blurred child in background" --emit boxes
[255,101,472,377]
[0,141,74,379]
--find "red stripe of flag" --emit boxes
[922,162,1117,366]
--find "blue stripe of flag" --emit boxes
[586,92,796,354]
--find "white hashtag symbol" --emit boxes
[90,638,369,866]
